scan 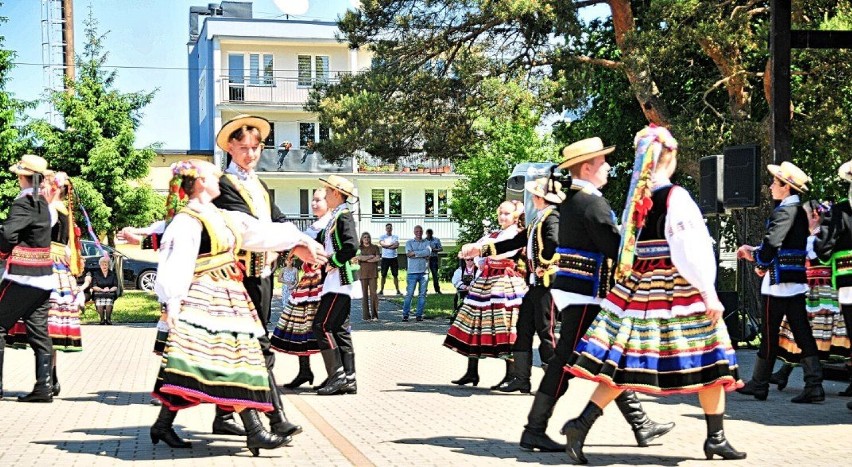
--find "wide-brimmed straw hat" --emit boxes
[557,137,615,169]
[525,177,566,204]
[216,115,271,152]
[838,159,852,182]
[319,174,358,201]
[767,161,810,193]
[9,154,49,176]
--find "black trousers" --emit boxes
[243,275,273,356]
[758,293,817,360]
[0,280,52,356]
[843,304,852,358]
[514,284,557,364]
[312,293,353,353]
[429,257,440,292]
[537,302,599,399]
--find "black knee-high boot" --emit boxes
[520,392,565,452]
[498,350,532,393]
[613,391,675,447]
[736,356,772,400]
[240,409,290,457]
[451,357,479,386]
[840,365,852,397]
[490,359,514,390]
[212,406,246,436]
[317,348,348,395]
[52,362,60,397]
[0,338,5,399]
[341,350,357,394]
[703,414,746,460]
[769,362,794,391]
[284,355,314,389]
[150,406,191,448]
[18,352,53,403]
[790,355,825,403]
[560,401,603,464]
[263,355,302,437]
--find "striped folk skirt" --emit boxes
[152,274,273,412]
[567,242,742,395]
[444,259,528,359]
[5,262,83,352]
[778,277,850,364]
[270,266,323,355]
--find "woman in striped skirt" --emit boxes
[445,200,528,389]
[149,160,326,456]
[560,126,745,463]
[270,187,332,389]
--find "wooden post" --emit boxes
[62,0,75,90]
[769,0,792,164]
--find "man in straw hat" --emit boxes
[459,176,564,395]
[813,159,852,411]
[517,138,672,452]
[0,154,57,402]
[736,160,825,403]
[312,174,361,396]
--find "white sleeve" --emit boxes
[665,187,717,296]
[154,214,201,313]
[806,235,817,260]
[226,211,314,252]
[452,268,463,288]
[139,220,167,235]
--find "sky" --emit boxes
[3,0,608,150]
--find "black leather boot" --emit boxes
[212,406,246,436]
[451,357,479,386]
[519,392,565,452]
[341,351,358,394]
[560,401,603,464]
[18,352,53,403]
[736,356,772,400]
[150,406,191,448]
[838,365,852,397]
[52,364,60,397]
[317,348,349,395]
[769,362,794,391]
[703,413,746,460]
[313,377,329,391]
[490,359,514,390]
[498,351,532,393]
[283,355,314,389]
[614,390,675,447]
[791,355,825,403]
[0,341,5,399]
[266,369,303,437]
[240,409,290,456]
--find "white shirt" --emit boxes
[225,162,271,221]
[379,233,399,258]
[760,194,808,297]
[1,188,59,291]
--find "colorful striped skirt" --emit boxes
[270,266,323,355]
[152,274,273,412]
[567,241,742,395]
[444,258,527,359]
[778,275,850,363]
[5,262,83,352]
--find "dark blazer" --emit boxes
[754,199,809,285]
[489,205,559,282]
[215,175,287,222]
[551,185,621,297]
[0,193,53,276]
[814,201,852,288]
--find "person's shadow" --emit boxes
[61,390,157,407]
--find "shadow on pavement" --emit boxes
[61,390,158,406]
[387,382,534,398]
[391,436,692,465]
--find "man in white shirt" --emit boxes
[378,223,401,295]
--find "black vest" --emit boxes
[755,200,809,285]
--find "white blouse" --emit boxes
[664,184,717,297]
[154,200,312,313]
[476,224,522,268]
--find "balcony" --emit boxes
[220,73,350,105]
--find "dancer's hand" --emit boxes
[701,291,724,326]
[736,245,755,261]
[458,243,481,258]
[754,267,766,277]
[292,240,328,266]
[118,227,144,245]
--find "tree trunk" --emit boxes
[698,38,750,120]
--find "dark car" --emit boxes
[81,240,158,292]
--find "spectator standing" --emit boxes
[402,225,431,322]
[378,223,401,295]
[425,229,443,294]
[356,232,381,320]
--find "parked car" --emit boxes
[80,240,157,292]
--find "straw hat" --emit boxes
[838,159,852,182]
[767,161,811,193]
[319,174,358,201]
[216,115,271,152]
[525,177,566,204]
[557,137,615,169]
[9,154,49,176]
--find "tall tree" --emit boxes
[31,8,162,244]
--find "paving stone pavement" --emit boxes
[1,294,850,466]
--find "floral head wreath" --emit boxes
[51,171,71,189]
[614,125,679,282]
[165,160,203,223]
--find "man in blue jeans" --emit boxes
[402,225,431,322]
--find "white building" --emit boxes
[187,2,461,246]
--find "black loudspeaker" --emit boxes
[699,155,723,215]
[723,144,760,209]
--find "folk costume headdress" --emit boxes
[165,160,206,223]
[47,171,85,276]
[614,125,679,282]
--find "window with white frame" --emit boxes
[425,189,449,218]
[299,122,331,149]
[249,53,274,85]
[298,54,330,86]
[372,189,402,218]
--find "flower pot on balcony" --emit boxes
[402,167,410,173]
[443,165,451,173]
[417,168,425,173]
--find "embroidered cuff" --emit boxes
[480,241,497,257]
[331,253,345,268]
[753,245,772,269]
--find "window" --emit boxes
[249,53,273,85]
[425,191,435,217]
[228,53,244,84]
[425,189,449,218]
[437,189,449,217]
[299,122,331,148]
[298,54,330,86]
[300,189,310,217]
[372,189,402,218]
[264,122,275,147]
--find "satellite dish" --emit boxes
[349,0,362,9]
[273,0,309,16]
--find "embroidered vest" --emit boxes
[225,174,272,277]
[179,208,245,281]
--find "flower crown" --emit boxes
[171,160,201,178]
[51,171,71,188]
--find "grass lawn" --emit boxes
[81,290,161,324]
[382,277,457,319]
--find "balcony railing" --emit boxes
[283,213,459,244]
[220,73,350,105]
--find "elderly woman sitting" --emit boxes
[89,256,119,325]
